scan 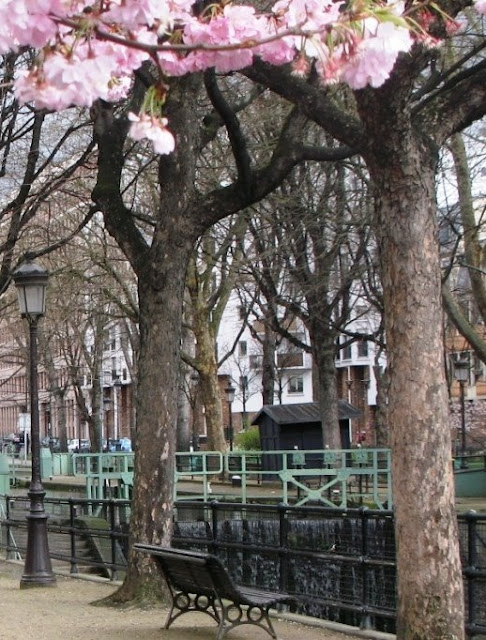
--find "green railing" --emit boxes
[65,448,392,509]
[174,448,392,509]
[72,452,135,502]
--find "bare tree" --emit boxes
[89,67,352,603]
[442,130,486,362]
[238,154,376,447]
[0,53,97,283]
[39,218,138,453]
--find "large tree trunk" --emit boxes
[113,238,192,602]
[193,313,226,451]
[309,327,341,448]
[91,73,203,603]
[261,317,277,406]
[358,82,464,639]
[372,362,389,447]
[381,166,463,640]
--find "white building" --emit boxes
[217,290,385,444]
[217,292,314,417]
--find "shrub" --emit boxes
[235,427,261,451]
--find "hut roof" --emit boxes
[252,401,361,426]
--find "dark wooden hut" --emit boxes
[252,401,361,471]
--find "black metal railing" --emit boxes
[0,495,131,580]
[172,501,397,632]
[172,501,486,637]
[1,495,485,636]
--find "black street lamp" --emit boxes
[113,377,122,441]
[225,383,236,452]
[454,357,469,470]
[103,395,112,449]
[13,260,56,588]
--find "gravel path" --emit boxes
[0,560,388,640]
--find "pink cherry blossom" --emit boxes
[103,0,191,30]
[179,6,266,73]
[273,0,343,31]
[128,112,176,155]
[474,0,486,14]
[256,36,299,66]
[1,0,89,50]
[0,0,426,153]
[329,21,413,90]
[107,76,133,103]
[15,69,74,110]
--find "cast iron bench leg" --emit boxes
[165,588,220,629]
[214,600,279,640]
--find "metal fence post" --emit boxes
[210,500,219,555]
[109,499,118,581]
[465,510,478,636]
[278,503,289,595]
[360,506,372,630]
[4,497,17,560]
[68,498,78,574]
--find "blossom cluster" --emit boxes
[0,0,481,154]
[476,0,486,13]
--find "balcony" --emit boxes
[277,351,304,369]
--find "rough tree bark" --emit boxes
[356,74,464,639]
[193,319,226,451]
[310,330,341,448]
[119,239,193,600]
[91,73,204,602]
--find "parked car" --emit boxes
[41,437,61,452]
[67,438,90,453]
[118,437,132,452]
[103,437,132,452]
[11,433,26,456]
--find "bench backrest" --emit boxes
[133,544,241,602]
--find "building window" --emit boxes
[240,376,248,392]
[288,375,304,394]
[277,334,304,368]
[249,355,262,369]
[357,340,368,357]
[111,357,117,380]
[239,341,248,357]
[238,306,246,320]
[335,338,341,361]
[341,341,352,360]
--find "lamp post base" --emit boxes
[20,489,57,589]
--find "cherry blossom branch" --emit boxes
[2,0,483,155]
[52,16,317,55]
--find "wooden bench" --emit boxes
[133,544,295,640]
